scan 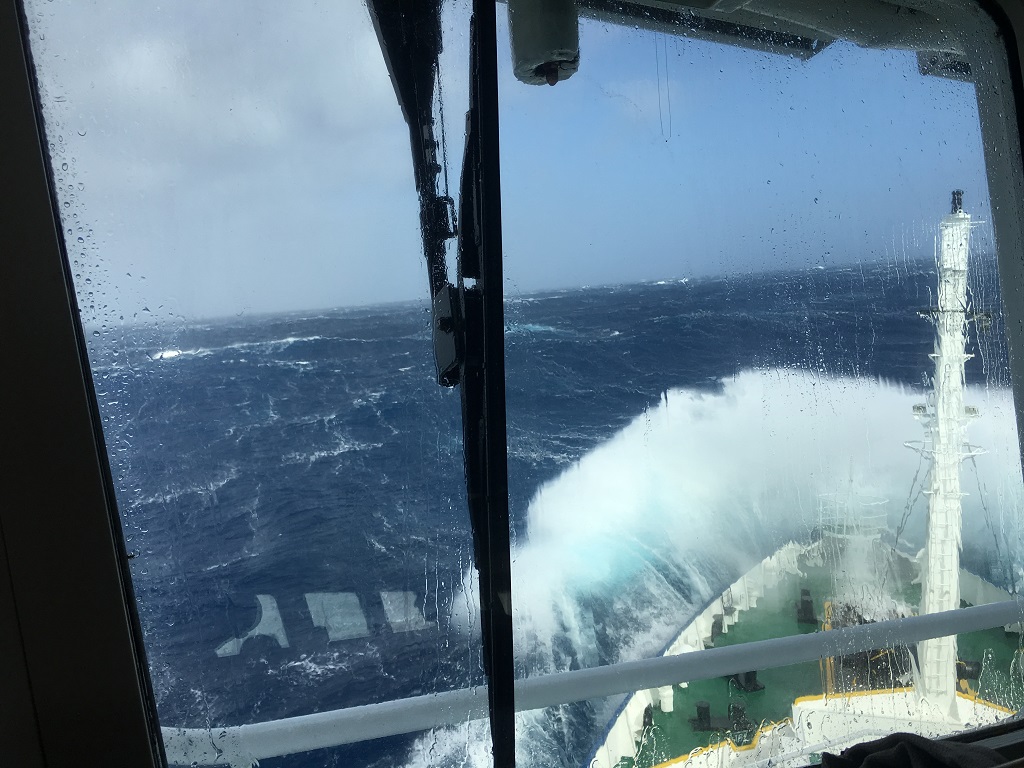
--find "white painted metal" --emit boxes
[917,196,973,718]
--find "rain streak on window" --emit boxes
[21,0,1024,766]
[497,1,1024,767]
[24,2,484,766]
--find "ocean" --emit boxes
[89,259,1023,767]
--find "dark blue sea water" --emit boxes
[90,259,1019,768]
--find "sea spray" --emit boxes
[419,368,1023,768]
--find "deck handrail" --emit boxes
[163,599,1024,766]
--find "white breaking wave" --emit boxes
[281,438,382,466]
[136,464,240,507]
[411,368,1024,768]
[150,347,209,360]
[273,652,353,681]
[506,322,564,335]
[149,334,327,362]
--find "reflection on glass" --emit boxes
[498,2,1023,768]
[24,1,477,766]
[21,0,1024,764]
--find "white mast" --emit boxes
[916,190,973,718]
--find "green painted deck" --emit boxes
[617,563,1024,768]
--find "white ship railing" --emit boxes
[163,599,1024,767]
[588,541,807,767]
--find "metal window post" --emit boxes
[458,1,516,765]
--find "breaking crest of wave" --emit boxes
[150,347,209,360]
[506,322,564,335]
[409,368,1023,767]
[136,464,240,507]
[281,438,383,466]
[149,334,326,363]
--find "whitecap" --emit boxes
[150,347,208,361]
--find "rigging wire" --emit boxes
[893,447,927,553]
[654,34,664,138]
[967,452,1015,593]
[434,52,456,286]
[435,56,452,201]
[964,238,1015,592]
[664,36,673,139]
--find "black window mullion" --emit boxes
[459,1,516,765]
[1,1,165,764]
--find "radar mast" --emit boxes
[916,190,975,717]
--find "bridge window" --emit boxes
[23,0,481,763]
[18,0,1024,766]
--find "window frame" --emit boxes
[0,0,165,765]
[3,0,1024,766]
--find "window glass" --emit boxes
[496,2,1024,767]
[23,0,1024,766]
[24,1,479,766]
[580,624,1021,768]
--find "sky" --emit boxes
[25,0,994,321]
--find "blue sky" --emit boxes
[497,15,990,296]
[27,1,991,320]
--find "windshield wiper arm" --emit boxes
[369,2,515,765]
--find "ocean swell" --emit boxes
[416,368,1024,768]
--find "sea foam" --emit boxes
[416,368,1024,768]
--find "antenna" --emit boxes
[951,189,964,214]
[916,189,973,718]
